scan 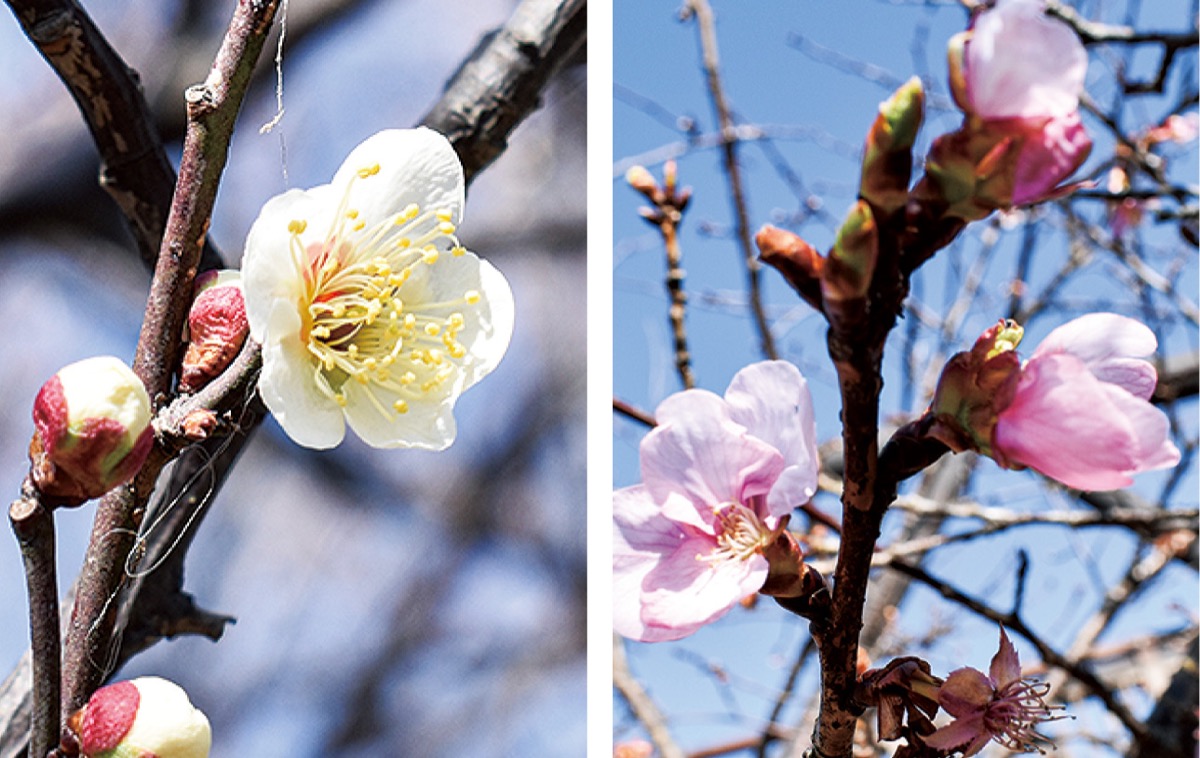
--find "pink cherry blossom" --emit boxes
[953,0,1093,206]
[613,361,819,642]
[924,628,1063,756]
[962,0,1087,122]
[993,313,1180,490]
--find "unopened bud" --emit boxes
[625,165,658,197]
[179,270,248,394]
[860,77,924,214]
[31,356,153,506]
[757,225,824,308]
[927,319,1024,455]
[822,200,878,303]
[70,677,211,758]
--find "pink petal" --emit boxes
[1011,112,1092,205]
[995,355,1136,489]
[995,353,1178,489]
[724,361,820,519]
[938,667,994,717]
[924,715,992,756]
[1032,313,1158,399]
[1032,312,1157,365]
[965,0,1087,121]
[989,627,1021,689]
[613,488,706,642]
[641,390,785,513]
[640,539,768,634]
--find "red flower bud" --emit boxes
[31,356,153,506]
[180,270,248,394]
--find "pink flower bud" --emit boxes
[932,0,1093,209]
[70,676,211,758]
[31,356,153,506]
[179,270,248,395]
[992,313,1180,490]
[959,0,1087,122]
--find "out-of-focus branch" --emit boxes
[59,0,281,726]
[2,0,222,272]
[421,0,586,185]
[614,635,686,758]
[683,0,778,360]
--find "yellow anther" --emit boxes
[403,203,420,220]
[355,372,370,385]
[401,372,416,385]
[393,400,409,414]
[451,246,467,257]
[364,357,377,370]
[353,220,365,232]
[323,357,336,371]
[465,290,481,304]
[449,344,466,359]
[435,209,453,222]
[346,209,359,220]
[422,249,440,265]
[396,237,412,247]
[288,219,308,234]
[428,349,444,365]
[334,393,348,407]
[448,313,465,329]
[404,314,417,328]
[312,326,331,339]
[357,163,380,178]
[437,221,456,235]
[425,323,441,336]
[347,344,359,357]
[381,355,396,367]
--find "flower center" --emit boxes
[287,164,481,419]
[706,501,781,563]
[985,678,1065,752]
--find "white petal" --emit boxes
[342,384,457,450]
[331,127,465,227]
[241,185,338,342]
[256,300,346,449]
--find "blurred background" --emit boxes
[0,0,585,754]
[613,1,1197,756]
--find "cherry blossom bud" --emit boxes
[927,319,1024,456]
[756,224,824,308]
[860,77,924,214]
[30,356,153,506]
[821,200,878,304]
[624,165,658,198]
[925,0,1092,212]
[179,270,248,394]
[69,677,210,758]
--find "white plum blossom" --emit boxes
[242,128,514,450]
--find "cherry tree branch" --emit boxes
[59,0,281,728]
[420,0,586,184]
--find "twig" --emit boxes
[421,0,586,184]
[9,483,58,758]
[59,0,281,723]
[613,634,686,758]
[683,0,778,360]
[614,398,656,428]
